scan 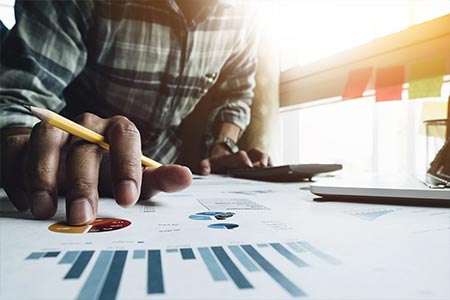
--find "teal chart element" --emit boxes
[351,209,394,221]
[208,223,239,230]
[189,211,238,229]
[24,241,341,299]
[189,211,235,221]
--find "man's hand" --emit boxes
[1,113,192,225]
[199,144,273,175]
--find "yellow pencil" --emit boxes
[23,105,162,168]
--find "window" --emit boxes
[272,0,450,70]
[0,0,15,29]
[280,83,449,175]
[271,1,450,175]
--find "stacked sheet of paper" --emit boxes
[0,175,449,300]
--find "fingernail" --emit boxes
[31,191,55,219]
[69,198,93,225]
[182,166,193,174]
[116,180,138,208]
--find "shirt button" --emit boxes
[205,73,217,82]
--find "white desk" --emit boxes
[1,175,449,299]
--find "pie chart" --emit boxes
[189,211,235,221]
[48,218,131,234]
[207,223,239,230]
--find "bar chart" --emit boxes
[24,241,341,300]
[350,209,395,221]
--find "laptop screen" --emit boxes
[428,139,450,186]
[428,98,450,184]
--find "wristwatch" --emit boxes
[213,136,239,154]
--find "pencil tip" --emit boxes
[22,104,31,112]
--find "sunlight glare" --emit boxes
[259,0,450,69]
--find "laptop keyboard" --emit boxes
[425,174,450,189]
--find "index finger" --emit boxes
[210,151,253,174]
[248,148,272,167]
[106,116,142,207]
[27,122,69,219]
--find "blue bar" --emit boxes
[180,248,196,260]
[133,250,146,259]
[166,249,178,253]
[211,246,253,289]
[26,252,45,260]
[257,243,269,248]
[270,243,309,267]
[198,247,228,281]
[59,251,80,264]
[297,242,341,265]
[228,245,260,272]
[64,251,95,279]
[286,242,306,253]
[44,251,61,258]
[241,245,306,297]
[98,250,128,300]
[77,251,114,300]
[147,250,164,294]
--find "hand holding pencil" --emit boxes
[1,106,192,225]
[24,105,162,168]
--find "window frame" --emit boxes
[279,14,450,107]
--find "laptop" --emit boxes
[310,140,450,202]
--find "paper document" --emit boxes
[0,175,449,300]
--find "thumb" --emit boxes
[199,159,211,175]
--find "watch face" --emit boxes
[214,136,239,154]
[223,137,239,154]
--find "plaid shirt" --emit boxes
[0,0,257,164]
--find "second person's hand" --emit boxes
[199,145,273,175]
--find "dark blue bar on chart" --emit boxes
[44,251,61,258]
[64,251,95,279]
[59,251,80,264]
[98,250,128,300]
[241,245,306,297]
[147,250,164,294]
[77,251,114,300]
[198,247,228,281]
[180,248,196,260]
[211,246,253,289]
[270,243,309,267]
[26,252,45,260]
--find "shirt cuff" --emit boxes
[0,104,40,129]
[201,101,251,159]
